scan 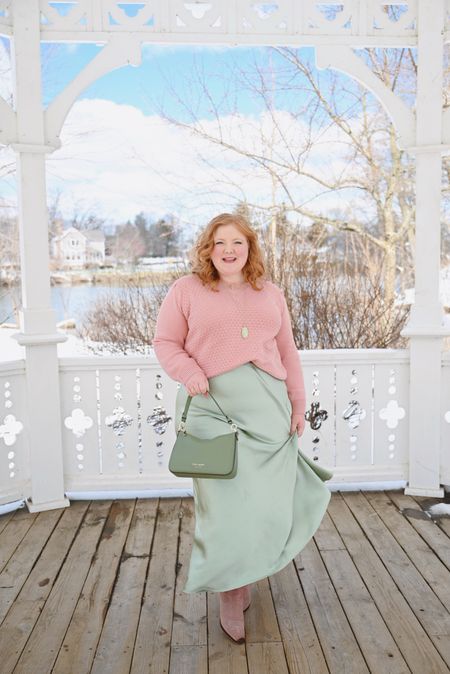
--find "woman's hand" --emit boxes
[185,371,210,397]
[290,413,305,437]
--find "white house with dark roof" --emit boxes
[51,226,105,269]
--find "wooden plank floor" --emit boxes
[1,490,450,674]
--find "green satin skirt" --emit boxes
[174,362,333,593]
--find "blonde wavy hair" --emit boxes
[188,212,267,292]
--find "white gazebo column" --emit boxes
[10,0,70,512]
[401,0,447,497]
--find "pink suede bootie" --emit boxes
[219,586,246,643]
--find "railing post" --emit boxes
[10,0,70,512]
[401,0,448,497]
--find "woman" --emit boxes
[152,212,333,644]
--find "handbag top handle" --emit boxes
[180,391,236,428]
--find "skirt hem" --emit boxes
[182,487,332,594]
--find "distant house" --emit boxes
[51,227,106,269]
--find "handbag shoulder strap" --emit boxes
[180,391,234,425]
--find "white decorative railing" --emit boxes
[0,1,427,43]
[0,360,28,506]
[2,348,449,508]
[58,355,181,494]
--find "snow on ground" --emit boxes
[426,502,450,518]
[0,326,154,360]
[0,326,109,360]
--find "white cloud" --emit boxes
[1,96,375,230]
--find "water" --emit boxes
[0,284,147,326]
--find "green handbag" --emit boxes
[169,391,239,479]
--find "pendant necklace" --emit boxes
[221,280,250,339]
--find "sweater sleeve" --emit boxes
[152,278,205,386]
[275,289,306,417]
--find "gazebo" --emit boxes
[2,3,450,672]
[0,0,449,516]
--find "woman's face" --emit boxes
[210,223,249,280]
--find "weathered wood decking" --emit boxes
[1,490,450,674]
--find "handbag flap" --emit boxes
[169,431,237,476]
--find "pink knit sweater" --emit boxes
[152,273,306,416]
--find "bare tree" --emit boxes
[0,214,21,326]
[77,268,189,354]
[0,39,15,182]
[69,206,106,232]
[141,45,427,307]
[262,211,410,349]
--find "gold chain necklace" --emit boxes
[221,280,250,339]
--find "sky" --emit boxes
[0,33,384,236]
